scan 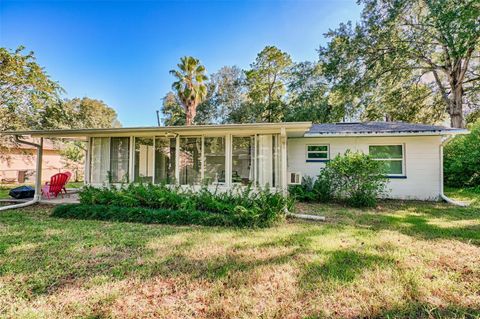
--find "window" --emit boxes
[256,134,280,187]
[232,136,255,185]
[179,137,201,185]
[204,137,226,184]
[369,145,404,176]
[134,137,154,183]
[90,137,129,184]
[154,137,176,184]
[90,137,110,184]
[306,145,329,161]
[110,137,130,183]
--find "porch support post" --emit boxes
[280,127,288,196]
[129,136,134,183]
[35,138,44,200]
[225,133,232,187]
[175,135,180,184]
[84,137,91,185]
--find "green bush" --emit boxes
[70,183,294,227]
[444,120,480,188]
[290,151,387,207]
[52,204,249,227]
[288,175,332,202]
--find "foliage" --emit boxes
[63,97,121,129]
[244,46,292,123]
[319,0,480,128]
[170,56,208,125]
[76,183,293,227]
[288,175,333,203]
[0,46,64,158]
[444,120,480,187]
[285,62,344,123]
[291,152,388,207]
[52,204,252,228]
[325,151,388,207]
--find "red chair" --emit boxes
[41,173,69,199]
[62,171,72,194]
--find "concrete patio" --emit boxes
[0,188,80,205]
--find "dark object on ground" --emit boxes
[9,186,35,199]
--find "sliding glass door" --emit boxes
[134,137,154,183]
[204,137,226,184]
[90,137,129,184]
[232,136,255,185]
[110,137,130,183]
[179,137,202,185]
[155,137,176,184]
[256,134,280,188]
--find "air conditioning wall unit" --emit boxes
[287,172,302,185]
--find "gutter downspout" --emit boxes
[440,136,467,207]
[0,136,43,211]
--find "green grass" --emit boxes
[0,190,479,318]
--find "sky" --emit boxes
[0,0,363,127]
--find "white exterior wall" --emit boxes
[287,135,443,200]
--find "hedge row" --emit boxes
[52,203,275,228]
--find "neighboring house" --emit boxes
[3,121,467,200]
[0,139,76,183]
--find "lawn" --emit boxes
[0,190,479,318]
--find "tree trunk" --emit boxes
[449,83,465,128]
[185,102,197,126]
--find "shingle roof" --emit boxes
[306,122,463,136]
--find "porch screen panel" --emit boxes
[179,137,201,185]
[155,137,176,184]
[232,136,255,185]
[110,137,130,183]
[90,137,110,184]
[134,137,154,183]
[204,137,226,184]
[256,134,280,188]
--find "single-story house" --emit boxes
[2,121,468,200]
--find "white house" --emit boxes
[3,121,467,201]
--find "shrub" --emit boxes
[70,183,294,227]
[288,175,332,202]
[444,120,480,188]
[290,151,387,207]
[326,151,388,207]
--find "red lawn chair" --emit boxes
[41,173,69,199]
[62,171,72,194]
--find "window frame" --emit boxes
[368,144,406,178]
[305,144,330,162]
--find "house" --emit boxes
[0,138,79,183]
[2,121,467,200]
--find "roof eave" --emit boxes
[304,129,469,137]
[1,122,313,138]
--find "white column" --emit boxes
[128,136,134,184]
[225,133,232,187]
[280,127,288,195]
[175,135,180,185]
[84,137,91,185]
[34,138,43,200]
[201,135,205,182]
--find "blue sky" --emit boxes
[0,0,362,127]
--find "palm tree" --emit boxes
[169,56,208,126]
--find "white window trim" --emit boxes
[305,144,330,161]
[368,143,406,177]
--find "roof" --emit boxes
[1,121,468,139]
[305,122,468,137]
